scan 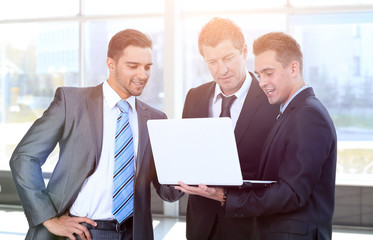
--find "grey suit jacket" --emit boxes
[10,83,182,240]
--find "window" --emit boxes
[0,22,79,172]
[0,0,372,184]
[290,12,373,183]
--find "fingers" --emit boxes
[43,215,95,240]
[70,217,95,240]
[74,216,97,227]
[73,224,90,240]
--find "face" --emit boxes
[107,45,152,99]
[254,50,301,105]
[201,39,248,96]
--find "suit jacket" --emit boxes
[182,74,279,240]
[10,83,182,240]
[226,87,337,240]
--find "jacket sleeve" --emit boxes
[9,87,66,227]
[225,106,336,217]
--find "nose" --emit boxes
[137,67,149,79]
[217,61,229,75]
[258,76,267,89]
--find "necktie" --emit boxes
[276,111,283,120]
[219,94,237,118]
[113,100,135,223]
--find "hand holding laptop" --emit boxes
[175,182,225,203]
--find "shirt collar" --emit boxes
[103,80,136,111]
[213,71,251,103]
[280,85,310,113]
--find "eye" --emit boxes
[145,65,152,71]
[225,55,234,61]
[266,72,273,77]
[128,64,137,69]
[207,60,216,66]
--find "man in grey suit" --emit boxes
[10,29,182,240]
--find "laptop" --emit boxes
[147,118,276,187]
[147,117,241,186]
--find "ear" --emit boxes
[290,61,299,77]
[107,57,115,71]
[242,43,248,59]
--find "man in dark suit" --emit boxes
[10,29,182,240]
[175,18,278,240]
[179,32,337,240]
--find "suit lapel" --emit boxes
[259,87,315,176]
[195,82,215,118]
[234,75,264,144]
[134,99,151,177]
[86,84,104,169]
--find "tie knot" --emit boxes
[219,93,237,118]
[117,100,130,114]
[220,94,237,109]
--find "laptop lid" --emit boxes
[147,118,243,186]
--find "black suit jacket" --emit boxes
[226,88,337,240]
[182,74,278,240]
[10,84,182,240]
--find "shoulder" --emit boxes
[187,81,215,96]
[54,84,102,101]
[136,99,167,119]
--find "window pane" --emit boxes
[0,22,79,171]
[83,0,165,15]
[290,13,373,182]
[290,0,373,7]
[0,0,79,20]
[180,0,286,12]
[83,18,164,111]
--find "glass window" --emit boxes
[0,0,79,20]
[0,22,79,171]
[290,0,373,7]
[83,0,165,15]
[290,12,373,183]
[180,0,286,12]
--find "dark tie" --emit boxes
[219,94,237,118]
[113,100,135,223]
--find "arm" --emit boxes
[9,87,66,227]
[9,88,97,239]
[225,106,336,217]
[153,176,185,202]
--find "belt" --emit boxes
[80,217,133,233]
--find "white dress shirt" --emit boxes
[210,71,252,128]
[70,80,139,220]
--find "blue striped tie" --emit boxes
[113,100,135,223]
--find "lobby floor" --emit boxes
[1,209,372,240]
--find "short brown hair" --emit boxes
[253,32,303,74]
[198,17,245,56]
[107,29,152,60]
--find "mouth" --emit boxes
[218,76,233,82]
[132,80,146,87]
[264,89,275,96]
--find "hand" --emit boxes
[42,213,97,240]
[175,181,224,202]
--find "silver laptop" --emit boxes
[147,118,243,186]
